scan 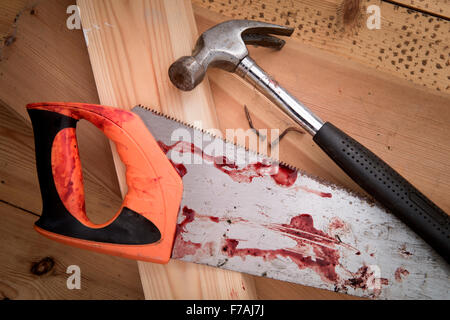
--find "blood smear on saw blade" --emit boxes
[158,140,299,187]
[172,205,389,298]
[159,140,392,298]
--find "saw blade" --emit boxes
[132,106,449,300]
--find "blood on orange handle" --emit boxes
[51,127,87,225]
[27,102,183,263]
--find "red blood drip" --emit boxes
[172,206,201,259]
[329,218,345,230]
[156,140,298,186]
[343,265,389,295]
[289,215,320,233]
[279,214,337,245]
[216,162,298,187]
[171,206,375,295]
[222,214,341,283]
[270,165,298,187]
[51,128,87,222]
[170,160,187,177]
[158,140,202,157]
[157,141,171,154]
[394,267,409,282]
[319,192,332,198]
[175,206,196,238]
[209,216,220,223]
[157,141,188,177]
[297,186,333,198]
[172,239,201,259]
[215,162,271,183]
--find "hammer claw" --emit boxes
[242,33,287,50]
[238,20,294,37]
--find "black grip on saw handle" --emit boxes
[313,122,450,263]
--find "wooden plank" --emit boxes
[388,0,450,18]
[0,201,144,299]
[255,276,364,300]
[0,0,27,42]
[0,102,41,213]
[0,102,122,222]
[0,0,121,204]
[77,0,256,299]
[0,105,143,299]
[193,0,450,93]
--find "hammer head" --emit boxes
[169,20,294,91]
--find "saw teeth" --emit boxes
[134,105,298,168]
[132,104,371,202]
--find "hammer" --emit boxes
[168,20,450,263]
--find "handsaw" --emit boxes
[26,102,449,299]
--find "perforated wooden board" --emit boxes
[194,0,450,93]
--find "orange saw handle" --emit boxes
[26,102,183,263]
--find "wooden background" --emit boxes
[0,0,448,299]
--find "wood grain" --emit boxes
[0,1,141,299]
[194,0,450,93]
[0,104,143,299]
[0,0,28,43]
[77,0,256,299]
[389,0,450,18]
[0,102,123,223]
[254,276,364,300]
[0,201,144,299]
[0,0,121,204]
